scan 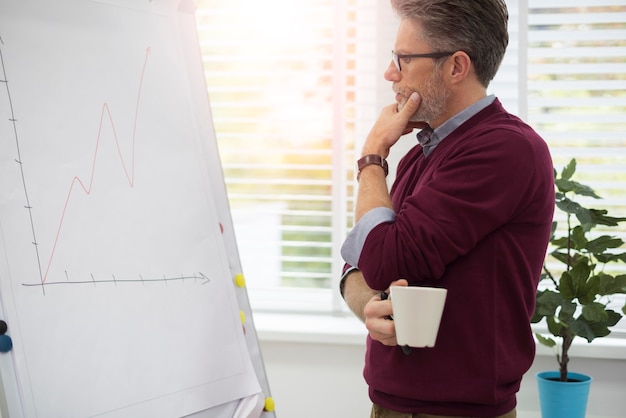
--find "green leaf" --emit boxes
[558,299,577,324]
[581,302,608,322]
[574,210,594,230]
[571,318,609,342]
[560,259,591,300]
[550,249,585,270]
[535,290,561,317]
[571,310,622,343]
[587,209,626,227]
[571,256,592,283]
[555,160,601,198]
[571,182,602,199]
[596,252,626,264]
[560,272,575,300]
[546,316,564,337]
[556,197,582,215]
[556,179,601,199]
[598,274,626,296]
[579,275,601,305]
[555,179,574,193]
[535,333,556,348]
[571,225,588,250]
[550,238,569,250]
[585,236,623,254]
[560,159,576,182]
[605,309,624,327]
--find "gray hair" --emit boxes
[390,0,509,87]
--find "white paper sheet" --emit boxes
[0,1,261,416]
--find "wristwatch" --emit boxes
[357,154,388,180]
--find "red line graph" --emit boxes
[41,47,151,284]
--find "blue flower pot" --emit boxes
[536,371,592,418]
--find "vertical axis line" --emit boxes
[0,38,46,295]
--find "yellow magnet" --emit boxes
[264,397,275,412]
[234,273,246,287]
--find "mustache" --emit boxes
[393,85,407,96]
[393,86,420,101]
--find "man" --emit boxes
[339,1,555,417]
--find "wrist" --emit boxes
[339,266,359,299]
[357,154,389,180]
[361,147,389,159]
[361,139,389,159]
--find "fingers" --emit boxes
[399,92,421,120]
[363,293,397,346]
[393,93,424,136]
[362,93,423,156]
[388,278,408,290]
[368,322,397,346]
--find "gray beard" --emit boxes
[399,69,449,123]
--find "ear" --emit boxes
[447,51,472,84]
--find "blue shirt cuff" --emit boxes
[340,207,396,267]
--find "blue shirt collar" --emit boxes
[417,95,496,157]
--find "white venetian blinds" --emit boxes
[194,0,357,300]
[527,1,626,202]
[525,0,626,335]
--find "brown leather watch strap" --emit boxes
[357,154,388,180]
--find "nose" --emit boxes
[384,60,400,82]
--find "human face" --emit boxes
[387,19,451,124]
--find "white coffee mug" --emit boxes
[389,285,447,348]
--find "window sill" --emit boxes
[253,311,366,346]
[252,311,626,361]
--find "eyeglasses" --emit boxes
[391,50,455,72]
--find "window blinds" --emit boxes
[526,0,626,335]
[194,0,356,297]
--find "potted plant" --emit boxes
[531,158,626,418]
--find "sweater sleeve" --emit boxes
[340,207,395,268]
[357,121,552,290]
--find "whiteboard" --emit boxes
[0,0,273,416]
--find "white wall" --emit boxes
[259,337,626,418]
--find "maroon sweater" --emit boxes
[359,100,554,416]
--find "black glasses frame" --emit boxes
[392,50,455,71]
